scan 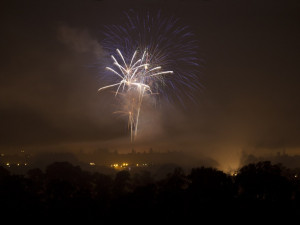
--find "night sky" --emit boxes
[1,0,299,171]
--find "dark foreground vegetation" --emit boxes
[1,161,300,223]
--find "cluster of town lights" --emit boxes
[4,162,28,167]
[110,163,129,168]
[107,163,149,169]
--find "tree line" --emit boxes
[0,161,299,223]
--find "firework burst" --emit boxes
[98,48,173,141]
[98,11,201,141]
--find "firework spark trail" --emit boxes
[98,49,173,141]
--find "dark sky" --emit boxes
[1,0,299,171]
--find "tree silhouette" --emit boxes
[235,161,293,217]
[0,160,299,223]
